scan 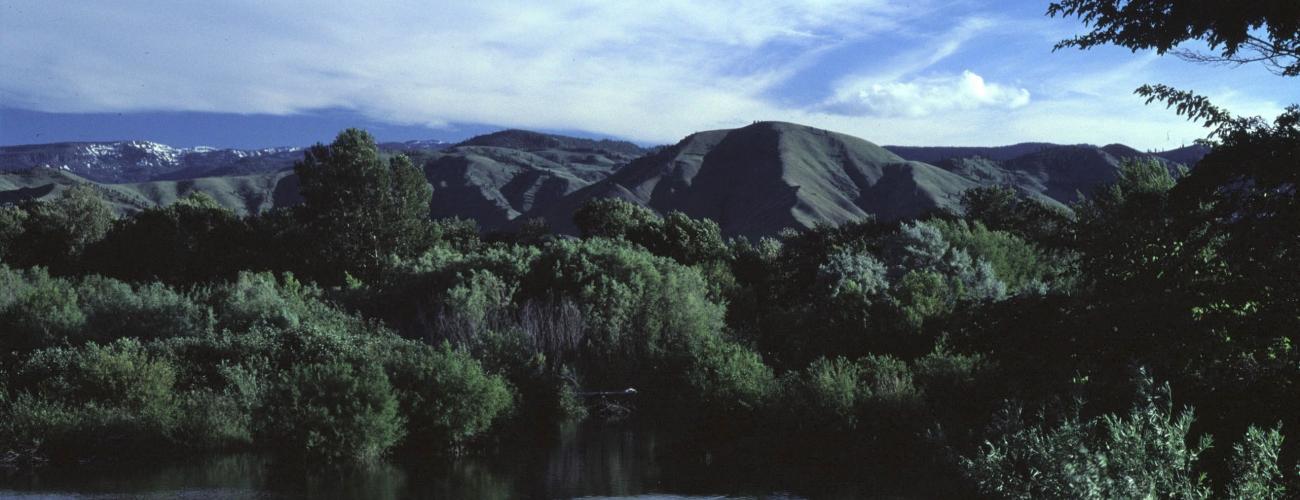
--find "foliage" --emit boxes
[573,198,659,240]
[1224,424,1289,499]
[386,344,514,453]
[0,339,183,462]
[957,186,1072,247]
[961,379,1212,499]
[5,185,114,273]
[74,275,212,343]
[86,192,250,284]
[0,205,26,263]
[293,129,435,283]
[685,336,774,417]
[523,237,727,391]
[574,198,727,265]
[256,362,404,464]
[1048,0,1300,76]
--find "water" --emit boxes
[0,424,893,499]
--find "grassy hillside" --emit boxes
[0,167,297,216]
[523,122,977,238]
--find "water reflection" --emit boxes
[0,423,877,499]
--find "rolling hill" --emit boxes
[417,130,645,227]
[1,123,1203,237]
[519,122,981,238]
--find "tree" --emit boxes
[293,129,434,283]
[256,362,404,464]
[8,185,114,273]
[573,197,659,240]
[0,206,27,263]
[1048,0,1300,76]
[86,193,251,284]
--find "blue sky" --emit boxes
[2,0,1296,150]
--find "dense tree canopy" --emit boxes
[294,128,435,283]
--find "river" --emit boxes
[0,423,908,499]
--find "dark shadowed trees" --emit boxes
[293,128,435,283]
[1048,0,1300,76]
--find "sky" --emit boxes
[2,0,1296,150]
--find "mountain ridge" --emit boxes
[1,123,1206,237]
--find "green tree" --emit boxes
[0,205,27,263]
[87,193,250,284]
[9,185,114,273]
[256,362,404,464]
[573,197,660,240]
[294,129,434,283]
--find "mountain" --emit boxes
[417,130,644,227]
[2,123,1203,238]
[934,143,1184,208]
[0,140,454,184]
[1154,144,1212,166]
[0,141,303,183]
[519,122,980,238]
[887,142,1211,167]
[0,167,298,216]
[376,139,453,153]
[455,129,646,157]
[884,143,1059,164]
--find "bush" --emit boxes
[85,193,252,284]
[523,238,727,392]
[1,339,183,462]
[960,379,1212,499]
[19,339,179,419]
[256,362,404,464]
[76,276,213,343]
[387,345,514,453]
[0,268,84,351]
[1225,424,1289,499]
[776,357,866,435]
[204,271,352,332]
[685,337,774,417]
[7,185,114,273]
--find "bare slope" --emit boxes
[419,131,642,228]
[524,122,978,238]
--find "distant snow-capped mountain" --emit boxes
[0,139,452,183]
[0,141,301,183]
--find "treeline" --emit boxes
[1,121,1297,497]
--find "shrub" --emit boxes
[19,339,179,420]
[0,339,183,462]
[960,379,1212,499]
[523,238,727,391]
[256,362,404,464]
[1224,424,1289,500]
[204,271,351,332]
[76,276,213,342]
[685,337,774,417]
[0,268,85,351]
[387,345,514,453]
[7,185,114,272]
[776,357,866,434]
[928,219,1054,294]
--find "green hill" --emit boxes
[522,122,979,238]
[0,167,298,216]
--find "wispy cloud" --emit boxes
[1,0,1294,149]
[0,0,904,143]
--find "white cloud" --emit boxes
[0,0,908,143]
[829,70,1030,117]
[1,0,1293,150]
